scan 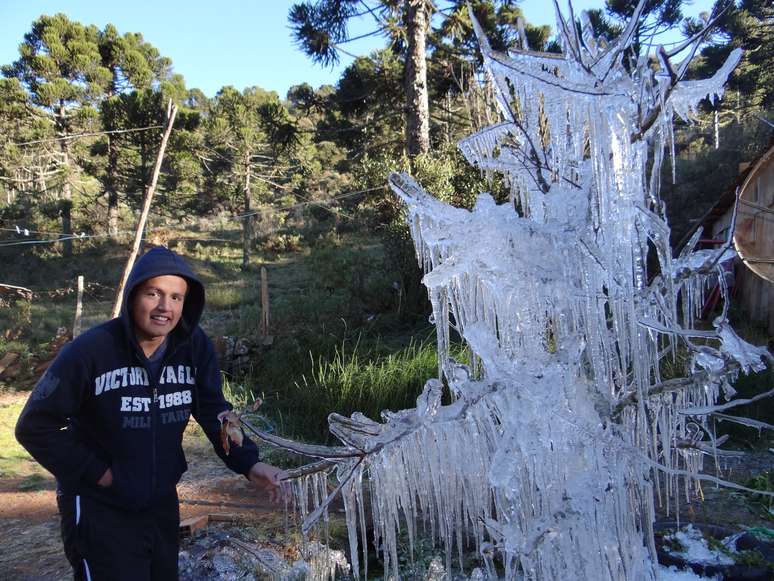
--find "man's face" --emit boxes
[131,275,188,343]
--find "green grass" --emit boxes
[0,396,53,489]
[278,337,453,441]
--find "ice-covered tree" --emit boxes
[231,1,772,579]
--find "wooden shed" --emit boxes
[704,144,774,337]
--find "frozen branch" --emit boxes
[613,365,739,418]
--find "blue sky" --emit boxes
[0,1,716,100]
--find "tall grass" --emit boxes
[282,338,450,441]
[221,375,260,410]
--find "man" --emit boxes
[16,246,287,580]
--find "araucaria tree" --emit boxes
[95,25,174,236]
[3,14,109,255]
[205,87,297,268]
[253,2,772,579]
[289,0,433,157]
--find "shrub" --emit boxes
[261,232,303,253]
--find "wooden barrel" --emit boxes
[734,144,774,283]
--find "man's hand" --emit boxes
[97,467,113,487]
[247,462,291,505]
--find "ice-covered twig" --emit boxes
[632,46,741,142]
[612,364,740,417]
[641,454,774,497]
[674,439,746,458]
[283,460,336,480]
[301,458,364,535]
[679,386,774,416]
[712,413,774,432]
[596,0,647,82]
[239,417,362,460]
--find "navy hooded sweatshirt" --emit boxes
[15,247,260,510]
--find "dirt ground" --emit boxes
[0,392,772,580]
[0,392,298,581]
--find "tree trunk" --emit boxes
[405,0,430,157]
[58,104,73,257]
[37,166,47,198]
[242,151,252,269]
[107,133,120,237]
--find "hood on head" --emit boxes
[121,246,205,343]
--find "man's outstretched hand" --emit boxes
[247,462,291,505]
[97,467,113,487]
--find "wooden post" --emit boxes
[242,150,252,270]
[73,275,84,337]
[111,100,178,318]
[260,267,269,337]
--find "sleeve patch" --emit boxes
[32,371,60,401]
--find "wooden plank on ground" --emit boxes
[179,515,209,537]
[208,513,240,523]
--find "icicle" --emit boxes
[282,5,770,581]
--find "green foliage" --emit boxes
[706,535,772,569]
[284,337,443,441]
[692,0,774,111]
[2,14,110,110]
[305,235,394,317]
[262,232,304,254]
[97,24,172,95]
[288,0,418,71]
[604,0,685,50]
[744,471,774,522]
[329,50,405,156]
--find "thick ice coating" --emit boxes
[284,2,770,580]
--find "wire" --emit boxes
[0,185,386,249]
[10,125,165,147]
[231,184,385,219]
[0,226,132,237]
[293,190,356,221]
[0,232,246,249]
[0,233,101,248]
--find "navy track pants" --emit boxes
[57,492,180,580]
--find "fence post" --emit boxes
[111,100,178,318]
[73,275,84,337]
